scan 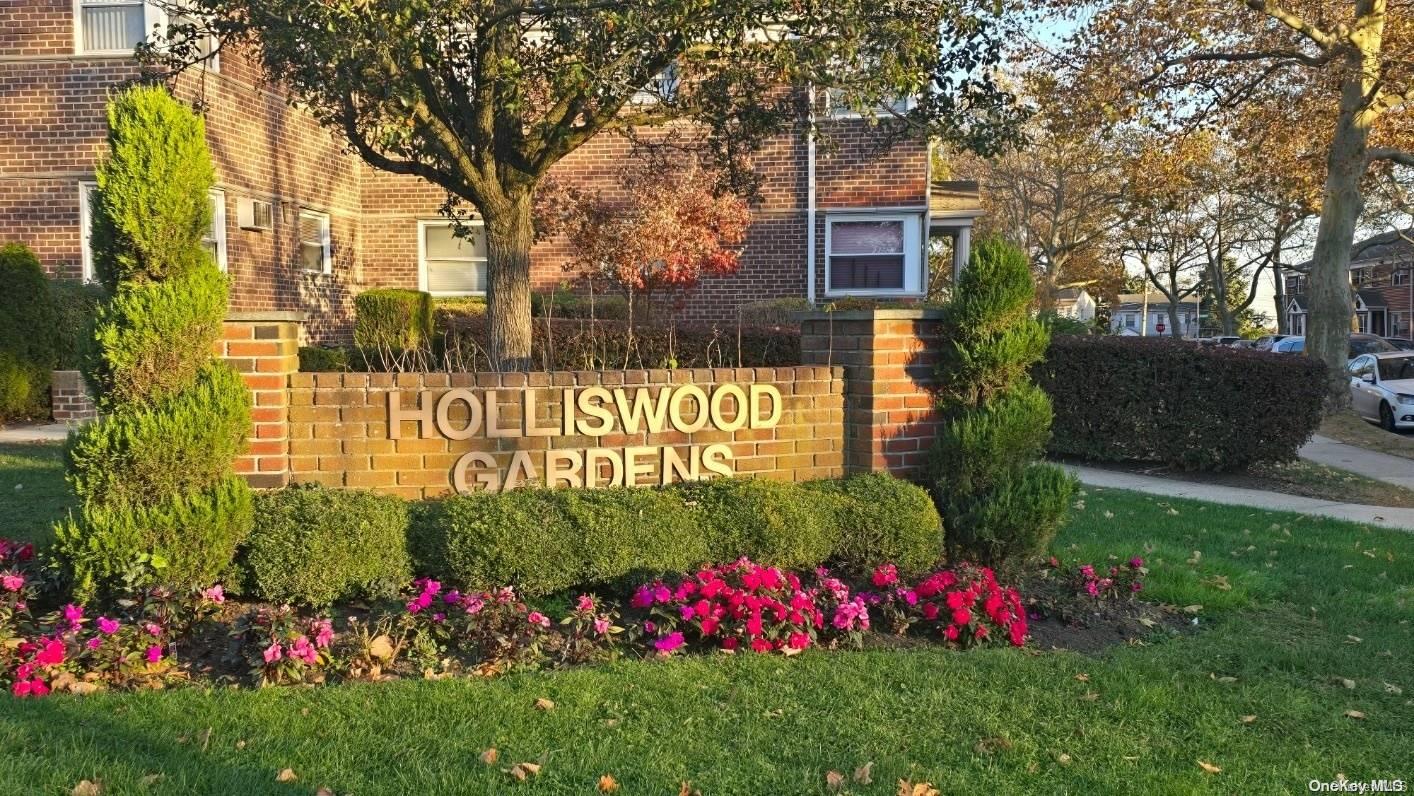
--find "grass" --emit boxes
[1244,458,1414,508]
[1319,410,1414,461]
[2,447,1413,793]
[0,442,69,548]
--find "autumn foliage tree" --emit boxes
[156,0,1022,368]
[542,160,751,323]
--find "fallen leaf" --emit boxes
[1338,678,1356,690]
[1079,692,1099,701]
[1056,752,1073,766]
[1186,551,1202,565]
[1206,575,1231,591]
[69,681,99,696]
[597,774,619,793]
[1384,682,1403,695]
[235,740,247,750]
[677,782,701,796]
[367,635,395,661]
[275,768,297,783]
[534,698,556,711]
[507,762,542,781]
[1137,618,1157,628]
[1239,715,1257,724]
[1074,673,1090,682]
[1197,760,1221,775]
[480,748,499,765]
[1344,710,1367,720]
[1212,675,1237,684]
[1346,635,1363,644]
[72,781,102,796]
[315,789,335,796]
[197,727,212,751]
[897,780,940,796]
[974,736,1013,754]
[853,762,874,784]
[139,774,164,787]
[825,770,846,792]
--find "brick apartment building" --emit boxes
[1283,230,1414,339]
[0,1,980,344]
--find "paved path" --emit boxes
[1300,434,1414,489]
[0,423,74,443]
[1065,464,1414,532]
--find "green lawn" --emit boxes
[0,442,69,548]
[2,446,1412,794]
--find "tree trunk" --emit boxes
[484,193,536,370]
[1168,305,1182,338]
[1272,261,1288,334]
[1308,73,1372,409]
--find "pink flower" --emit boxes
[143,622,163,637]
[35,638,66,667]
[145,645,162,663]
[750,638,773,653]
[62,604,84,624]
[871,564,898,588]
[593,617,611,635]
[1,573,24,592]
[575,594,596,614]
[951,608,972,626]
[944,624,960,642]
[1128,557,1144,569]
[263,643,283,664]
[12,678,48,698]
[202,585,226,604]
[86,637,102,650]
[97,617,119,635]
[653,632,686,654]
[313,620,334,649]
[1084,581,1100,597]
[1079,564,1095,579]
[289,636,319,665]
[527,611,550,629]
[643,621,656,635]
[462,595,485,614]
[922,603,940,621]
[1131,582,1143,593]
[786,632,811,650]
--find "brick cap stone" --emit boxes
[793,308,945,321]
[226,311,310,322]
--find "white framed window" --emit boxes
[630,64,681,105]
[824,213,923,296]
[1395,268,1410,286]
[81,182,229,279]
[418,220,487,296]
[75,0,158,55]
[1123,313,1136,329]
[298,210,332,274]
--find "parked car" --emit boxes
[1348,352,1414,431]
[1228,339,1255,348]
[1201,335,1243,346]
[1251,334,1291,351]
[1385,337,1414,351]
[1271,334,1400,358]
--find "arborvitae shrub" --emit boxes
[57,85,251,598]
[0,243,58,418]
[50,279,108,370]
[354,289,435,351]
[927,237,1074,568]
[244,486,411,607]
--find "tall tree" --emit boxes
[156,0,1021,367]
[1045,0,1414,407]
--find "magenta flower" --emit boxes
[145,645,162,663]
[62,604,84,623]
[1129,557,1144,569]
[1,572,24,592]
[313,620,334,649]
[35,638,66,666]
[462,595,485,615]
[143,622,163,637]
[653,632,685,653]
[575,594,596,613]
[86,637,102,650]
[263,643,283,664]
[593,617,611,635]
[97,616,119,635]
[527,611,551,629]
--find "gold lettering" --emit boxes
[584,447,624,487]
[387,390,434,440]
[545,449,584,488]
[614,387,671,434]
[709,384,749,432]
[562,388,575,435]
[575,386,614,436]
[434,389,483,440]
[624,445,657,487]
[749,385,783,429]
[702,443,734,478]
[522,389,556,437]
[661,445,699,485]
[503,450,538,491]
[452,451,499,493]
[668,385,709,433]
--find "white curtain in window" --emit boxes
[82,0,145,52]
[423,224,486,294]
[830,221,904,254]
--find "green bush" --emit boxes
[244,486,411,607]
[50,279,107,371]
[803,473,942,575]
[298,346,349,372]
[682,478,840,571]
[927,237,1074,568]
[354,289,434,351]
[0,243,58,418]
[738,297,812,327]
[529,289,631,321]
[58,85,250,599]
[416,474,939,595]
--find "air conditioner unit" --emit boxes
[237,197,274,231]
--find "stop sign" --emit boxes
[1156,321,1166,333]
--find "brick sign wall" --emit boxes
[283,368,845,500]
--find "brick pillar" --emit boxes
[799,309,943,480]
[216,312,304,489]
[50,370,98,423]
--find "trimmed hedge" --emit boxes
[298,346,349,372]
[1033,335,1327,471]
[414,475,942,596]
[354,288,434,351]
[0,243,58,419]
[244,486,411,607]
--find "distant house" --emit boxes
[1052,288,1096,322]
[1285,230,1414,338]
[1108,293,1201,338]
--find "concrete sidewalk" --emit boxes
[1299,434,1414,489]
[0,423,74,443]
[1066,464,1414,532]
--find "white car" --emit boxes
[1348,352,1414,431]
